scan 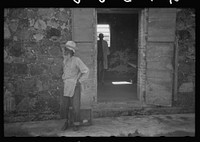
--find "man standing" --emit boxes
[97,33,110,84]
[61,41,89,131]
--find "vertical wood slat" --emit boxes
[148,8,177,42]
[145,8,177,106]
[173,36,178,101]
[137,8,148,103]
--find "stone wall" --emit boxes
[174,9,195,107]
[4,8,72,122]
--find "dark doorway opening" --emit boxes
[97,10,139,103]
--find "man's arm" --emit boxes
[76,58,89,83]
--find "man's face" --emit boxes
[63,49,71,60]
[99,34,104,39]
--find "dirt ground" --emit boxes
[4,113,195,137]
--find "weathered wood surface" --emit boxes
[146,42,174,71]
[148,8,177,42]
[146,82,172,106]
[145,8,176,106]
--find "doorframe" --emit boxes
[137,8,148,104]
[95,8,147,104]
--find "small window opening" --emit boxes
[97,24,111,47]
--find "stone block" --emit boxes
[51,89,62,98]
[23,78,37,92]
[187,75,195,82]
[12,57,24,63]
[4,90,16,112]
[60,29,71,43]
[24,52,37,64]
[40,64,51,74]
[24,41,38,50]
[49,79,63,90]
[9,19,19,32]
[53,57,63,66]
[26,9,37,19]
[34,91,52,111]
[5,82,15,93]
[37,8,55,19]
[46,28,61,39]
[52,75,61,81]
[16,97,29,112]
[9,42,24,57]
[4,54,14,64]
[49,46,62,57]
[29,64,43,76]
[13,78,24,95]
[40,38,54,47]
[36,79,43,92]
[33,33,44,42]
[178,64,192,74]
[34,19,47,30]
[57,11,70,22]
[47,19,60,28]
[18,19,29,29]
[4,22,11,39]
[13,63,28,75]
[37,56,54,65]
[4,63,14,76]
[179,82,194,93]
[4,9,9,17]
[51,63,62,76]
[21,29,33,41]
[8,9,23,19]
[4,39,12,47]
[37,45,49,55]
[39,74,50,91]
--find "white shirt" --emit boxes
[62,56,89,97]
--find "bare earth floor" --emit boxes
[98,81,138,102]
[4,113,195,137]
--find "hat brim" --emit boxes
[61,44,78,50]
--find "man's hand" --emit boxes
[76,80,81,86]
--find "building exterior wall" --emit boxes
[4,8,195,123]
[4,8,72,122]
[173,9,195,108]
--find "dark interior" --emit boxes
[97,12,139,102]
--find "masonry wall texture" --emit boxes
[4,8,72,122]
[174,9,195,108]
[4,8,195,123]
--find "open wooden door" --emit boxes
[145,8,177,106]
[72,8,97,108]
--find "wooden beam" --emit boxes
[97,8,142,14]
[173,36,178,101]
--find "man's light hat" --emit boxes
[62,41,78,53]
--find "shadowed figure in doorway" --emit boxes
[97,33,110,85]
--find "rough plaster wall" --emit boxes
[174,9,195,107]
[4,8,72,122]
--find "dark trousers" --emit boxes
[97,60,104,83]
[60,83,81,126]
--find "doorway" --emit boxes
[96,9,140,103]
